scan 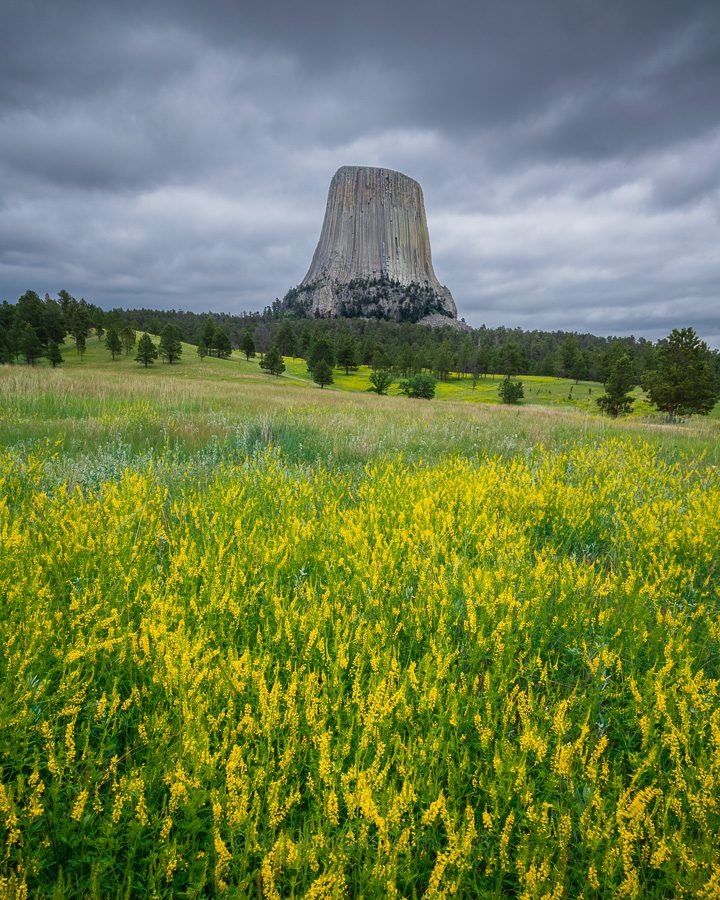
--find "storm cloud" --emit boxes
[1,0,718,342]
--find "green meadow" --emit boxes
[1,335,719,897]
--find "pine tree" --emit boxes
[259,345,286,376]
[200,318,216,355]
[214,328,232,359]
[276,321,296,358]
[105,326,122,360]
[240,330,256,361]
[560,335,581,379]
[19,322,43,365]
[135,333,158,367]
[197,340,208,361]
[47,341,63,368]
[313,359,334,389]
[122,326,136,355]
[498,376,524,404]
[159,324,183,364]
[642,327,719,421]
[596,352,635,417]
[337,334,359,374]
[308,338,335,374]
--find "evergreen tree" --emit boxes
[197,339,208,361]
[105,326,122,360]
[43,296,67,345]
[371,345,391,372]
[308,337,335,374]
[19,322,43,365]
[135,333,158,367]
[68,301,91,355]
[200,318,216,355]
[337,333,359,374]
[122,326,136,355]
[560,335,581,379]
[240,330,256,361]
[572,350,591,383]
[399,373,436,399]
[0,332,11,365]
[642,327,719,421]
[276,321,296,358]
[496,340,523,377]
[259,345,286,376]
[214,328,232,359]
[15,291,49,348]
[313,359,334,389]
[47,340,63,368]
[596,352,635,417]
[498,376,524,404]
[398,344,415,377]
[159,324,183,364]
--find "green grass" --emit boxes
[2,343,720,897]
[3,336,719,470]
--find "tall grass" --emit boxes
[1,364,719,897]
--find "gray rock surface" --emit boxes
[284,166,457,322]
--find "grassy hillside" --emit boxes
[1,342,719,897]
[20,331,718,422]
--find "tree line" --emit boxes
[2,289,718,417]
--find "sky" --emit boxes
[1,0,719,343]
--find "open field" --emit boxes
[1,352,719,897]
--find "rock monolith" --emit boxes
[283,166,457,323]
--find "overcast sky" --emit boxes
[1,0,718,343]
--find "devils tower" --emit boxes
[282,166,457,323]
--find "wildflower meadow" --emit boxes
[1,363,719,897]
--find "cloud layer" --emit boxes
[1,0,718,342]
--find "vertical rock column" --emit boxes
[290,166,456,319]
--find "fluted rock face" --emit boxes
[284,166,456,322]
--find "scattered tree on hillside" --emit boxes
[498,376,524,404]
[642,327,719,421]
[136,333,158,367]
[399,373,436,399]
[240,330,256,361]
[368,368,393,395]
[313,359,334,389]
[214,327,232,359]
[197,339,208,361]
[47,340,63,368]
[159,324,183,364]
[259,345,286,376]
[596,352,636,417]
[68,302,91,356]
[105,326,122,360]
[200,318,216,354]
[122,326,136,356]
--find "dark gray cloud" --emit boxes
[0,0,718,343]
